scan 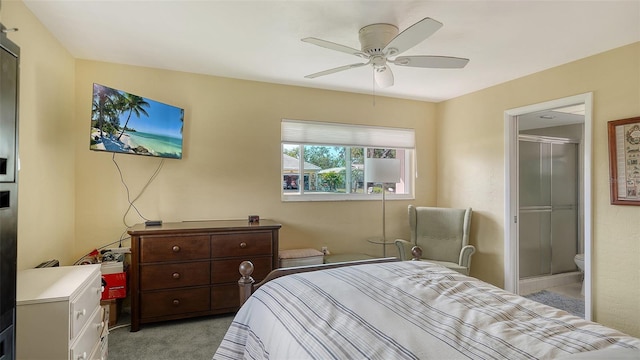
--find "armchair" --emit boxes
[395,205,475,275]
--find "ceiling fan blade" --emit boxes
[392,56,469,69]
[374,66,394,88]
[383,18,443,57]
[304,62,369,79]
[302,37,369,58]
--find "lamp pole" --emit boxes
[381,183,387,257]
[365,157,400,258]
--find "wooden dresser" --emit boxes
[128,220,281,331]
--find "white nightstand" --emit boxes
[16,264,107,360]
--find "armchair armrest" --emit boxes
[458,245,476,268]
[394,239,413,260]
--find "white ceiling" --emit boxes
[22,1,640,102]
[518,104,585,131]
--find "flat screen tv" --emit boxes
[90,83,184,159]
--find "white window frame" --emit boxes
[281,119,416,202]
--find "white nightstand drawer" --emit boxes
[70,272,102,340]
[70,306,104,360]
[92,331,108,360]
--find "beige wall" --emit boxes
[437,42,640,336]
[2,0,77,268]
[73,60,437,261]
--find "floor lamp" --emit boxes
[365,157,401,257]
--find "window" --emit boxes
[281,119,415,201]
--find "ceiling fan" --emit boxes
[302,17,469,88]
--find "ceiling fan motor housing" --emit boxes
[358,23,398,55]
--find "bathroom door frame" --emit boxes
[504,92,593,321]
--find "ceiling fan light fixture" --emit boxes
[374,66,394,88]
[371,55,387,67]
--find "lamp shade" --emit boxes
[365,157,401,183]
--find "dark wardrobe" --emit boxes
[0,22,19,360]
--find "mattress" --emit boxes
[214,261,640,359]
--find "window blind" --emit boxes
[281,119,415,149]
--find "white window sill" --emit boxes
[282,193,414,202]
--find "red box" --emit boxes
[101,272,127,300]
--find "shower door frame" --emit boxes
[518,135,580,278]
[504,93,593,321]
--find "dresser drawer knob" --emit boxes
[172,299,180,306]
[172,272,181,279]
[172,245,181,252]
[77,351,87,360]
[76,309,86,318]
[239,242,247,248]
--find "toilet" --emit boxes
[574,253,585,295]
[574,253,584,272]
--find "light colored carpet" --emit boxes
[524,289,585,318]
[107,311,234,360]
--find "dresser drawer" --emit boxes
[69,306,104,360]
[212,284,240,310]
[211,232,272,258]
[70,272,102,341]
[212,256,272,284]
[140,261,210,290]
[141,287,210,319]
[140,235,210,262]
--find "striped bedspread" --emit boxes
[214,261,640,359]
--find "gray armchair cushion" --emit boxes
[396,205,475,275]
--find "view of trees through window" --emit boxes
[283,144,399,195]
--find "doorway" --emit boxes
[504,93,593,320]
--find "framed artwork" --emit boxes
[608,116,640,205]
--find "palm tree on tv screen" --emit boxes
[92,84,120,138]
[116,94,150,141]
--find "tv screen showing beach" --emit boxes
[90,83,184,159]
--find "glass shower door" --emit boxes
[550,141,579,273]
[519,140,552,278]
[519,137,578,278]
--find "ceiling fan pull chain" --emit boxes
[372,68,376,107]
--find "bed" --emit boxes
[214,259,640,359]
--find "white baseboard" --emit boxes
[519,272,582,295]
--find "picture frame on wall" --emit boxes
[608,116,640,205]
